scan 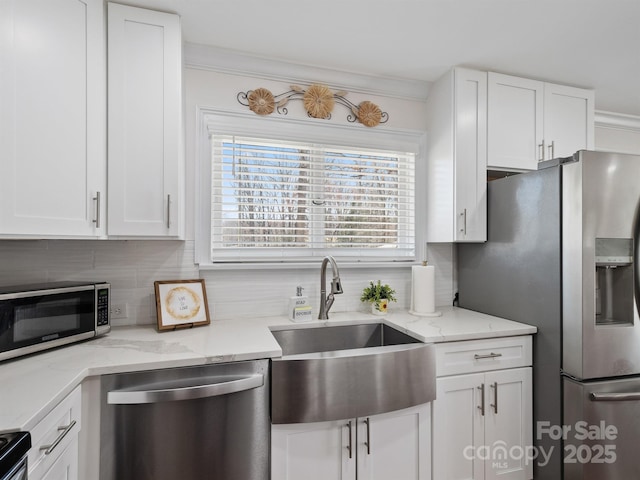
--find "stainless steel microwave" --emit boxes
[0,281,110,362]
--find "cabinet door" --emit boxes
[433,374,485,480]
[107,3,183,237]
[271,420,356,480]
[358,403,431,480]
[543,83,594,159]
[484,368,533,480]
[38,437,79,480]
[426,67,487,243]
[454,68,487,242]
[0,0,106,237]
[488,73,544,171]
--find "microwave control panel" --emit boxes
[97,287,110,328]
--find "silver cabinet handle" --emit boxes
[477,384,485,416]
[548,141,555,159]
[474,352,503,360]
[490,381,498,414]
[538,141,545,161]
[345,420,353,459]
[40,420,77,455]
[590,392,640,402]
[92,192,101,228]
[167,194,171,228]
[364,417,371,455]
[108,373,264,404]
[459,208,467,235]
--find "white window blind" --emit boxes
[210,135,415,262]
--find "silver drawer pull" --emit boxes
[474,352,503,360]
[40,420,77,455]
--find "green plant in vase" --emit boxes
[360,280,397,315]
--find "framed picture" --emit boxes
[154,279,211,331]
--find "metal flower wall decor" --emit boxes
[238,84,389,127]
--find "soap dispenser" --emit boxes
[289,286,312,322]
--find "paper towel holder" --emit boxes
[409,260,442,317]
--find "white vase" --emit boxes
[371,298,389,315]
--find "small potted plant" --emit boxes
[360,280,397,315]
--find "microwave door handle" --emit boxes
[107,373,264,404]
[590,392,640,402]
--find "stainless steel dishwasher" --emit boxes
[99,359,269,480]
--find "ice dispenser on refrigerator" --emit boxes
[595,238,634,326]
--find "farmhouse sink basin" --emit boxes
[271,322,421,355]
[270,322,436,424]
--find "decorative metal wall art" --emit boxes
[237,83,389,127]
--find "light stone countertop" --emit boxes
[0,306,535,433]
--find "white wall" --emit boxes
[594,111,640,154]
[595,128,640,154]
[184,46,457,320]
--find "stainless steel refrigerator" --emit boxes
[458,150,640,480]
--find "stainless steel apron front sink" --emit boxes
[270,322,436,424]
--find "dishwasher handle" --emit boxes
[108,373,264,404]
[590,391,640,402]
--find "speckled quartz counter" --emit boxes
[0,306,535,433]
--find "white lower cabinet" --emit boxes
[38,437,78,480]
[271,403,431,480]
[432,337,533,480]
[28,386,81,480]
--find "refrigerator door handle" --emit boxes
[590,392,640,402]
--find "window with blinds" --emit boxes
[210,135,415,262]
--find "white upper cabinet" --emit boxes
[426,67,488,242]
[543,82,595,159]
[488,72,594,171]
[487,73,544,171]
[0,0,106,237]
[107,3,183,238]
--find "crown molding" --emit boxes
[184,43,429,102]
[595,110,640,131]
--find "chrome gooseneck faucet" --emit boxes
[319,256,343,319]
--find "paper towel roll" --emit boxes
[410,265,441,317]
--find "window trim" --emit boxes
[195,108,426,268]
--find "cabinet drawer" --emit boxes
[28,385,81,480]
[435,336,532,376]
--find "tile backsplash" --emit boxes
[0,240,455,325]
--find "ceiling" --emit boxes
[122,0,640,116]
